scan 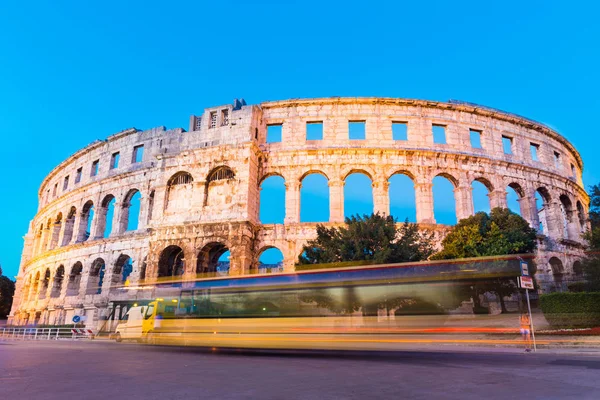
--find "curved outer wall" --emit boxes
[8,97,589,327]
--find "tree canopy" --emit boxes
[0,265,15,319]
[580,184,600,291]
[298,213,435,265]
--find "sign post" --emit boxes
[519,261,536,352]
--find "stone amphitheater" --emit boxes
[8,97,589,328]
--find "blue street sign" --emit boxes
[72,315,81,323]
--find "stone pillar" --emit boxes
[137,194,149,230]
[372,180,390,216]
[519,191,538,229]
[490,189,508,210]
[455,184,474,221]
[231,243,253,276]
[40,227,50,253]
[415,182,435,224]
[329,180,345,223]
[284,182,301,224]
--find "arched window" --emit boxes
[258,247,284,274]
[87,258,106,295]
[260,175,286,224]
[51,265,65,298]
[559,195,574,239]
[98,195,116,238]
[207,166,235,182]
[577,201,586,233]
[205,166,236,208]
[344,172,373,218]
[197,243,229,276]
[471,179,491,214]
[433,175,457,225]
[49,213,63,250]
[113,254,133,286]
[67,262,83,296]
[166,172,193,211]
[549,257,565,292]
[62,207,77,246]
[300,173,329,222]
[535,188,551,235]
[389,173,416,223]
[40,268,51,300]
[120,189,141,232]
[158,246,186,278]
[506,184,523,216]
[79,201,95,242]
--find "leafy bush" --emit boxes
[540,292,600,328]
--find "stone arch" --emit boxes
[549,257,565,291]
[559,194,576,239]
[341,168,375,182]
[576,201,586,233]
[299,169,330,182]
[49,213,63,250]
[344,171,374,218]
[388,172,416,222]
[51,265,65,298]
[300,172,330,222]
[257,246,284,274]
[432,174,457,225]
[87,258,106,295]
[113,254,133,286]
[165,171,194,211]
[78,200,94,242]
[158,245,186,278]
[67,262,83,296]
[535,187,551,235]
[119,189,142,232]
[40,268,51,300]
[260,175,286,224]
[62,206,77,246]
[139,256,148,281]
[573,260,583,277]
[197,242,230,276]
[204,166,236,208]
[471,179,491,214]
[97,194,116,238]
[506,183,523,216]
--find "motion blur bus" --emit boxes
[114,255,528,350]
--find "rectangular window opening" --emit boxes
[502,136,513,155]
[392,122,408,141]
[133,145,144,164]
[306,121,323,140]
[571,163,576,177]
[469,129,482,148]
[63,176,69,191]
[194,116,202,131]
[432,124,447,144]
[209,112,217,129]
[221,109,229,126]
[53,183,58,197]
[110,152,120,170]
[267,124,283,143]
[75,167,82,184]
[554,151,561,169]
[349,121,366,140]
[91,160,99,177]
[530,143,539,161]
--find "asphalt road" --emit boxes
[2,340,600,399]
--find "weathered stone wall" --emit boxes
[8,97,589,326]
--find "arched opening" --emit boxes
[62,207,77,246]
[87,258,106,295]
[51,265,65,298]
[139,256,147,281]
[573,260,583,277]
[49,213,63,250]
[258,247,284,274]
[388,173,416,222]
[549,257,565,292]
[158,246,185,278]
[166,171,193,211]
[97,195,116,238]
[577,201,586,233]
[344,172,374,218]
[559,194,574,239]
[121,189,142,232]
[506,184,522,216]
[67,262,83,296]
[197,242,230,276]
[433,175,457,225]
[260,175,286,224]
[472,179,491,214]
[300,172,330,222]
[113,254,133,286]
[535,188,551,235]
[40,268,51,300]
[205,166,236,208]
[31,272,40,301]
[78,201,94,242]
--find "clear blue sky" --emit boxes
[1,1,598,278]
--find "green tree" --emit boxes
[0,265,16,319]
[580,184,600,291]
[432,208,537,313]
[298,213,435,265]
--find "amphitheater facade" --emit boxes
[8,97,589,328]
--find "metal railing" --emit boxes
[0,327,93,341]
